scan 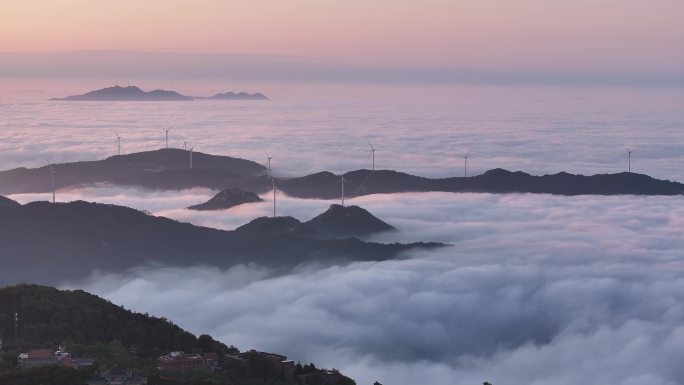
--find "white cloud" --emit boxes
[2,86,684,180]
[61,192,684,385]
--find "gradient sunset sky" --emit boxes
[1,0,683,91]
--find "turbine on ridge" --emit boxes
[463,151,471,177]
[163,128,170,149]
[114,132,121,156]
[625,147,634,173]
[367,141,376,171]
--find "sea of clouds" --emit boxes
[4,84,684,385]
[50,190,684,385]
[1,85,684,180]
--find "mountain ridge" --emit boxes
[2,149,682,198]
[0,200,443,285]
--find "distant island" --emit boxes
[50,85,268,101]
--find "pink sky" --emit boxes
[2,0,682,72]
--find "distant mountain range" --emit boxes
[2,149,683,197]
[50,85,268,101]
[0,200,441,285]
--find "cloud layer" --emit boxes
[62,192,684,385]
[5,86,684,385]
[2,85,684,181]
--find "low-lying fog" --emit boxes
[2,85,684,180]
[47,189,684,385]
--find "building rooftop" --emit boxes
[27,349,54,359]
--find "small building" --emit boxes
[158,351,212,375]
[18,349,56,368]
[86,367,147,385]
[60,356,95,369]
[18,347,94,369]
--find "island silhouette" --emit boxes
[50,85,268,101]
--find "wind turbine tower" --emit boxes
[46,159,56,203]
[265,154,276,217]
[338,173,347,206]
[368,142,376,171]
[114,132,121,156]
[164,128,170,149]
[265,151,272,176]
[50,164,56,203]
[464,152,471,177]
[625,148,633,173]
[271,178,277,217]
[189,145,195,169]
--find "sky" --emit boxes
[3,3,684,384]
[1,0,683,92]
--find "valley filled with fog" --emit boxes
[2,84,684,385]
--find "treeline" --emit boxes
[0,284,354,385]
[0,284,230,357]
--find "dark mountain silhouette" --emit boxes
[305,204,395,237]
[273,168,684,198]
[0,284,204,356]
[0,195,20,207]
[50,86,269,101]
[235,204,395,239]
[235,216,308,235]
[0,284,353,385]
[3,149,682,197]
[0,201,443,285]
[0,148,266,195]
[188,188,263,211]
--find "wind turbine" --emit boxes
[337,173,348,206]
[271,177,277,218]
[625,148,633,173]
[189,145,195,169]
[265,154,276,216]
[163,128,170,149]
[45,158,56,203]
[367,141,376,171]
[463,151,471,177]
[265,151,272,176]
[114,132,121,156]
[182,138,188,150]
